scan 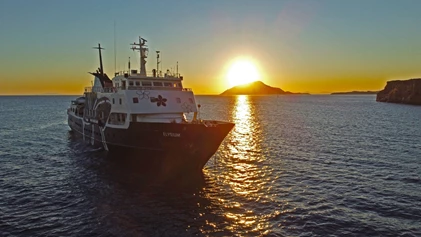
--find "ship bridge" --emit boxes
[83,36,199,126]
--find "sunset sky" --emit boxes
[1,0,421,95]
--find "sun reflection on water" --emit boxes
[203,95,275,235]
[229,95,264,197]
[229,95,255,162]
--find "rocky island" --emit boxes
[220,81,305,96]
[376,78,421,105]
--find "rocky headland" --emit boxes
[220,81,306,96]
[376,78,421,105]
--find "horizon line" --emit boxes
[0,92,382,97]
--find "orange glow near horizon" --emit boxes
[0,62,415,95]
[0,77,395,96]
[0,71,404,95]
[0,76,87,95]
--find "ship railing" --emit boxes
[103,87,116,93]
[84,87,117,93]
[115,70,183,79]
[125,86,192,91]
[84,86,192,92]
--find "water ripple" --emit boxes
[0,95,421,236]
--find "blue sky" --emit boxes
[1,0,421,94]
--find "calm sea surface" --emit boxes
[0,95,420,236]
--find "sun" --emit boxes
[227,59,260,87]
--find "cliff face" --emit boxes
[376,79,421,105]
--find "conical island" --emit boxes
[220,81,302,96]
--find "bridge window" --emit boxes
[135,81,140,86]
[142,82,152,86]
[164,82,172,87]
[119,98,122,104]
[153,82,163,87]
[129,81,134,86]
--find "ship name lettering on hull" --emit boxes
[163,132,181,137]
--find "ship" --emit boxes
[67,36,234,176]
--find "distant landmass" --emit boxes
[220,81,306,96]
[331,91,378,95]
[377,78,421,105]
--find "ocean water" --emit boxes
[0,95,420,236]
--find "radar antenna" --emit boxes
[93,43,104,75]
[130,37,148,76]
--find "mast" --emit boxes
[93,43,105,75]
[114,21,117,75]
[130,37,148,76]
[156,51,160,77]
